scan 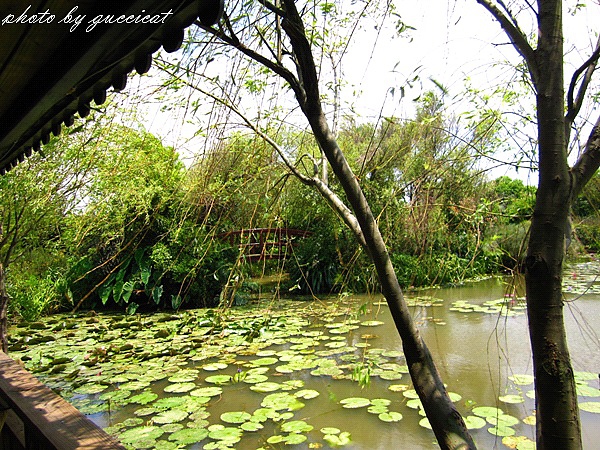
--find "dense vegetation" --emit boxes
[2,95,595,323]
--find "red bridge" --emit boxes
[219,228,312,262]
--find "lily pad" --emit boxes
[323,431,352,447]
[472,406,504,418]
[508,374,534,385]
[576,384,600,397]
[153,409,188,424]
[119,426,164,444]
[360,320,385,327]
[464,416,487,430]
[190,386,223,397]
[487,414,519,427]
[250,382,282,393]
[295,389,320,399]
[488,425,516,437]
[220,411,252,424]
[168,427,209,445]
[129,391,158,405]
[281,420,314,433]
[378,411,403,422]
[499,394,524,404]
[75,383,107,395]
[164,382,196,393]
[340,397,371,409]
[205,375,232,385]
[579,401,600,413]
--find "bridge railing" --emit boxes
[218,228,312,262]
[0,351,124,449]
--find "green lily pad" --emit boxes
[340,397,371,408]
[487,414,519,427]
[241,421,264,431]
[579,401,600,413]
[508,374,534,385]
[472,406,504,418]
[576,384,600,397]
[205,375,232,385]
[295,389,320,399]
[164,382,196,393]
[360,320,385,327]
[320,427,341,435]
[464,415,487,430]
[75,383,107,395]
[153,409,188,424]
[119,426,164,444]
[283,433,308,444]
[323,431,352,447]
[499,394,524,404]
[250,382,282,393]
[252,357,279,366]
[208,426,243,444]
[220,411,251,424]
[190,386,223,397]
[402,389,419,399]
[406,398,423,410]
[129,391,158,405]
[388,384,409,392]
[120,381,150,391]
[281,420,314,433]
[378,411,403,422]
[262,392,305,411]
[419,417,432,429]
[501,435,536,449]
[203,362,228,371]
[168,427,209,445]
[488,425,516,437]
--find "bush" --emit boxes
[574,218,600,252]
[7,271,67,321]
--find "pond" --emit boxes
[8,262,600,449]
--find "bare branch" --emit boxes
[566,35,600,136]
[475,0,539,87]
[571,113,600,198]
[194,20,306,107]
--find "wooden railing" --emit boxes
[219,228,312,262]
[0,351,124,449]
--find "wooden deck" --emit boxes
[0,351,124,449]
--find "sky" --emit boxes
[119,0,600,182]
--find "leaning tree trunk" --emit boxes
[280,3,475,448]
[525,1,582,447]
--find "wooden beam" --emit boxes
[0,352,124,449]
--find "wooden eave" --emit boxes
[0,0,223,174]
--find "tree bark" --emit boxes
[524,1,581,448]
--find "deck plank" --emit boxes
[0,352,124,449]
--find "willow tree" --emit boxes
[476,1,600,448]
[158,0,475,447]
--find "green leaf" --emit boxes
[152,285,164,305]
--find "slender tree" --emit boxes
[169,0,476,447]
[475,1,600,447]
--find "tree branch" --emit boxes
[475,0,539,87]
[565,35,600,136]
[194,20,306,105]
[571,113,600,198]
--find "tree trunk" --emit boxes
[278,5,475,447]
[525,1,582,447]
